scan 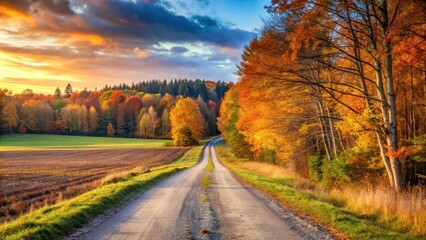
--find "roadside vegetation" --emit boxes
[202,150,214,201]
[215,140,425,240]
[0,140,209,240]
[216,1,425,238]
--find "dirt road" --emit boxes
[72,139,330,239]
[72,144,213,240]
[210,141,302,240]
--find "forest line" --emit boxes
[0,79,230,145]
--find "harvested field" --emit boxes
[0,148,188,222]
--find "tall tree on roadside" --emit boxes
[252,0,426,191]
[217,87,251,158]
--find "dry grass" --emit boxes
[323,184,426,234]
[236,160,426,235]
[101,167,150,185]
[235,161,299,179]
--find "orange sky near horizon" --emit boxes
[0,0,267,95]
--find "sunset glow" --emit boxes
[0,0,268,94]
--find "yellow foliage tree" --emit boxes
[170,97,204,146]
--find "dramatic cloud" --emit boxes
[0,0,263,94]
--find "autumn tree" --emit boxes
[161,108,171,138]
[138,106,159,138]
[141,93,156,109]
[61,104,88,135]
[1,102,18,132]
[20,100,54,133]
[138,113,149,137]
[217,88,251,158]
[170,97,204,146]
[84,91,101,111]
[89,106,99,135]
[160,93,175,109]
[99,99,113,136]
[174,126,197,146]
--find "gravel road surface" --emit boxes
[69,139,332,240]
[210,139,332,240]
[71,143,214,240]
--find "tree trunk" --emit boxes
[326,106,338,159]
[315,98,331,160]
[357,3,399,189]
[381,0,402,191]
[410,67,416,138]
[384,40,402,191]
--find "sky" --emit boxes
[0,0,270,94]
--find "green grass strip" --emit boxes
[215,141,422,240]
[0,142,207,240]
[202,151,214,189]
[0,134,171,150]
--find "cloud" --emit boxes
[133,47,151,58]
[0,0,256,94]
[1,0,253,48]
[192,15,221,28]
[40,0,75,15]
[170,46,188,54]
[75,0,252,48]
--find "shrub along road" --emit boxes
[70,139,331,240]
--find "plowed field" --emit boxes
[0,148,188,221]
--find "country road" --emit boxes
[70,139,331,240]
[210,141,301,240]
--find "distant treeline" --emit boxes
[105,79,230,102]
[0,79,230,139]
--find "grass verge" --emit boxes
[0,142,208,240]
[215,140,423,240]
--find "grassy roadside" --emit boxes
[0,141,208,240]
[214,140,422,240]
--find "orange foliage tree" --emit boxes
[170,97,204,146]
